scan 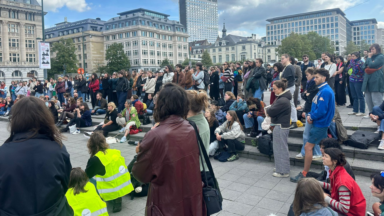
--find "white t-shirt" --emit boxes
[324,63,337,77]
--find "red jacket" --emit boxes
[330,166,366,216]
[89,80,99,93]
[133,100,144,115]
[0,102,5,108]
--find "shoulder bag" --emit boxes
[189,121,223,215]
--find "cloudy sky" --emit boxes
[42,0,384,37]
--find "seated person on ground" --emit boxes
[73,92,78,101]
[243,97,266,138]
[91,92,107,115]
[0,98,5,113]
[229,94,249,125]
[93,102,120,137]
[306,138,355,181]
[205,109,220,156]
[48,101,58,123]
[51,96,61,109]
[320,148,366,215]
[131,95,145,119]
[370,172,384,216]
[220,91,236,113]
[214,110,246,162]
[370,101,384,149]
[292,178,337,216]
[145,93,155,115]
[0,96,13,116]
[211,100,225,125]
[63,102,92,134]
[117,99,141,143]
[56,97,76,127]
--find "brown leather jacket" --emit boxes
[172,71,185,86]
[182,71,194,89]
[132,115,206,216]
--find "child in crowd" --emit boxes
[370,172,384,216]
[211,100,225,125]
[65,168,108,216]
[292,178,337,216]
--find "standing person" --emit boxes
[296,67,322,160]
[347,52,365,116]
[218,66,225,98]
[76,74,87,100]
[101,73,110,100]
[363,44,384,117]
[300,54,315,91]
[49,80,56,98]
[266,79,291,178]
[345,54,354,108]
[64,75,72,96]
[209,66,220,101]
[291,68,335,183]
[173,64,185,86]
[131,70,137,96]
[280,54,298,128]
[143,71,156,103]
[89,73,100,109]
[108,72,118,105]
[193,63,205,90]
[33,80,44,98]
[132,83,206,216]
[55,77,66,105]
[320,148,366,215]
[222,62,234,92]
[0,81,7,99]
[10,81,17,101]
[124,71,133,99]
[0,97,73,215]
[44,80,49,97]
[266,65,273,88]
[134,70,143,97]
[116,71,129,112]
[162,65,175,87]
[234,62,243,97]
[215,110,246,161]
[335,56,346,106]
[28,78,36,96]
[182,68,194,90]
[85,132,134,213]
[270,63,283,104]
[323,53,337,90]
[290,57,302,107]
[251,58,267,100]
[154,70,164,94]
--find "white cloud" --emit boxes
[38,0,90,12]
[378,22,384,29]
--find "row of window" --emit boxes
[105,20,185,33]
[268,24,339,36]
[271,12,334,24]
[353,26,376,31]
[130,59,175,66]
[71,37,87,43]
[125,50,188,58]
[267,30,340,41]
[269,16,339,29]
[212,54,248,63]
[105,31,188,42]
[6,24,35,34]
[6,39,35,48]
[2,53,36,63]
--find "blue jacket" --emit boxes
[215,109,226,125]
[309,82,335,128]
[229,99,249,112]
[81,110,92,127]
[300,205,337,216]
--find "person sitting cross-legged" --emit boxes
[117,99,141,143]
[91,92,107,115]
[370,100,384,149]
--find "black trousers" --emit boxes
[233,82,238,97]
[75,118,87,128]
[224,82,232,93]
[219,89,224,98]
[235,110,246,126]
[346,75,354,106]
[218,138,245,154]
[95,124,120,137]
[90,91,97,109]
[103,89,109,99]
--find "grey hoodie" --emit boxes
[300,205,337,216]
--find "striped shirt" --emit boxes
[321,182,351,214]
[223,69,234,82]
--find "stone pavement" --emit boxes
[0,120,378,216]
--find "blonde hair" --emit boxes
[293,178,327,216]
[186,90,209,113]
[225,91,236,100]
[107,102,116,111]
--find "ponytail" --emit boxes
[274,78,288,91]
[187,90,209,113]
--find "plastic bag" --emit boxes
[261,117,271,131]
[69,124,77,134]
[106,137,119,144]
[209,140,219,156]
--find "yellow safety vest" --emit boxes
[94,149,134,201]
[65,182,108,216]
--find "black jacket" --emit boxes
[76,79,88,93]
[102,77,110,90]
[220,99,235,112]
[252,66,267,90]
[65,80,72,91]
[105,109,119,126]
[267,89,292,128]
[33,84,44,94]
[50,106,58,123]
[281,65,296,88]
[116,77,129,92]
[301,84,319,113]
[155,75,164,94]
[0,132,72,215]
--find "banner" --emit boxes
[38,42,51,69]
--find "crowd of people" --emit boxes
[0,42,384,216]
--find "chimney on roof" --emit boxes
[222,22,227,37]
[64,17,67,23]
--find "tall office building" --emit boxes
[351,19,378,46]
[179,0,218,43]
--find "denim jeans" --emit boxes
[0,92,6,99]
[243,114,264,130]
[57,93,64,105]
[350,82,365,113]
[301,114,322,156]
[70,88,74,97]
[117,91,127,112]
[372,106,384,132]
[146,109,153,115]
[253,88,264,100]
[92,109,106,115]
[12,93,16,101]
[35,92,43,98]
[77,91,83,101]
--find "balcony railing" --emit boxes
[8,32,19,37]
[9,47,19,51]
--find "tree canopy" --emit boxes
[49,38,78,78]
[201,50,213,66]
[105,43,130,74]
[343,40,370,56]
[160,58,171,67]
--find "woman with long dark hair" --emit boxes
[89,73,99,109]
[243,61,255,99]
[0,97,72,215]
[222,62,234,92]
[48,100,58,123]
[347,52,365,116]
[162,65,175,87]
[270,62,283,104]
[323,53,337,90]
[143,71,156,103]
[335,56,346,106]
[33,80,44,98]
[209,66,220,100]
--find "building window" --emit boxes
[133,50,138,56]
[0,53,2,62]
[142,40,147,46]
[8,24,19,33]
[12,70,22,77]
[126,51,131,56]
[133,41,138,46]
[26,54,35,62]
[78,54,81,60]
[142,59,148,65]
[132,31,137,36]
[119,33,123,39]
[169,52,173,57]
[83,44,86,51]
[9,38,19,47]
[142,50,148,55]
[157,51,161,56]
[25,40,35,48]
[168,44,172,49]
[162,52,167,57]
[231,54,235,61]
[219,55,222,63]
[241,55,246,61]
[242,46,246,50]
[84,54,87,60]
[125,42,130,47]
[150,50,155,56]
[126,32,130,38]
[213,56,216,63]
[9,53,20,62]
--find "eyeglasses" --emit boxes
[223,64,227,66]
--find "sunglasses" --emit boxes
[223,64,227,66]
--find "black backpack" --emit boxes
[345,130,380,149]
[203,70,210,86]
[257,134,273,156]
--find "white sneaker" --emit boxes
[256,132,263,138]
[312,155,322,161]
[72,130,80,135]
[378,141,384,150]
[273,168,276,172]
[363,115,370,119]
[295,153,303,159]
[272,172,289,178]
[356,113,365,116]
[348,112,357,115]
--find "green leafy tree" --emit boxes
[359,40,371,53]
[343,41,359,56]
[49,38,78,78]
[160,58,171,67]
[105,43,130,74]
[201,50,213,66]
[276,33,316,60]
[181,58,196,68]
[306,32,335,58]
